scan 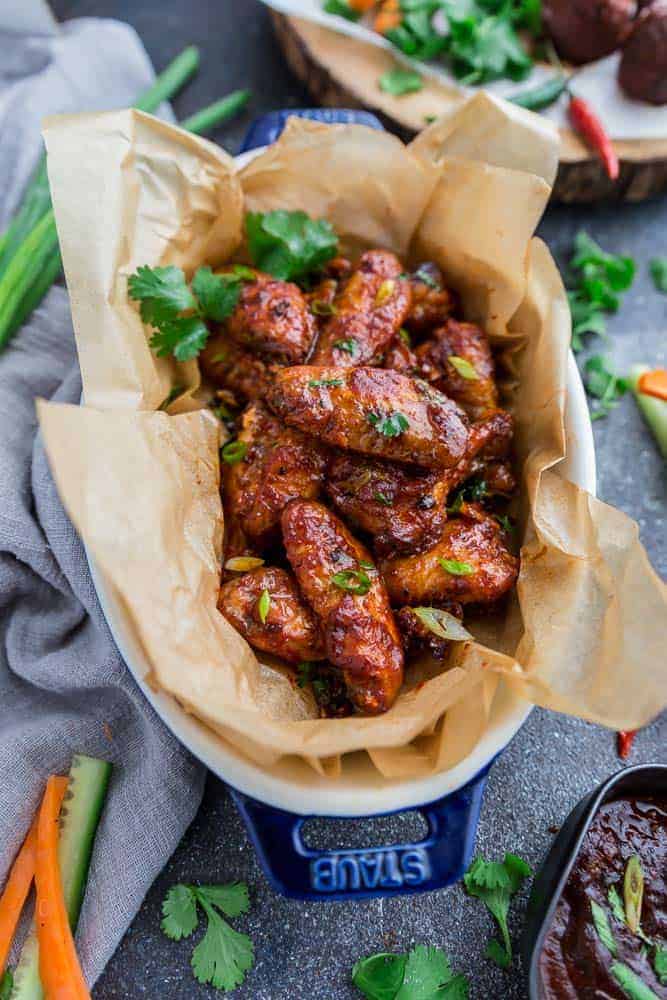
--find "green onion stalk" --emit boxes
[0,49,250,350]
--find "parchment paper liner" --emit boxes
[38,96,667,779]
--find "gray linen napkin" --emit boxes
[0,8,205,986]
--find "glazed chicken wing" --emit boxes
[310,250,412,367]
[200,335,275,404]
[405,263,459,335]
[327,454,449,558]
[267,365,470,469]
[218,567,325,664]
[224,402,327,548]
[326,408,514,558]
[282,500,404,715]
[380,506,519,606]
[227,271,317,364]
[416,318,498,421]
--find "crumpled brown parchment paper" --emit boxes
[37,95,667,779]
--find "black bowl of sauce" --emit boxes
[523,763,667,999]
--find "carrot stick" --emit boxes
[0,816,40,974]
[375,0,401,33]
[35,776,90,1000]
[638,368,667,402]
[349,0,376,10]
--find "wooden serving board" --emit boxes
[272,11,667,204]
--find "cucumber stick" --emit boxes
[11,755,112,999]
[629,364,667,459]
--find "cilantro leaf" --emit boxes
[160,882,254,993]
[129,262,248,362]
[591,900,617,955]
[351,944,469,1000]
[654,945,667,985]
[128,265,197,324]
[379,68,424,96]
[149,316,210,362]
[0,971,13,1000]
[192,267,242,322]
[567,232,635,354]
[197,882,250,917]
[463,853,531,969]
[191,896,254,992]
[367,411,410,437]
[572,232,635,292]
[584,355,629,421]
[161,884,199,941]
[245,210,338,283]
[396,944,455,999]
[446,4,532,85]
[352,952,407,999]
[650,257,667,293]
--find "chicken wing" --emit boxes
[310,250,412,367]
[200,335,275,404]
[227,271,317,364]
[326,454,449,558]
[267,366,470,469]
[224,402,327,548]
[326,408,513,557]
[282,499,404,714]
[405,263,459,335]
[416,318,498,420]
[218,566,325,664]
[380,506,519,606]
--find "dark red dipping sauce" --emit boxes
[539,796,667,999]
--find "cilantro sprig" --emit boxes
[352,944,469,1000]
[463,853,531,969]
[161,882,254,993]
[567,231,635,353]
[367,411,410,437]
[129,264,248,361]
[584,355,629,421]
[245,209,338,283]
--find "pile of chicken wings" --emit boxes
[203,250,519,717]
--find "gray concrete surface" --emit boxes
[49,1,667,996]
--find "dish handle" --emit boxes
[238,107,384,152]
[229,766,490,901]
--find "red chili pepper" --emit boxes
[617,729,637,759]
[568,95,619,181]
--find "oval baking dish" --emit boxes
[84,108,596,901]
